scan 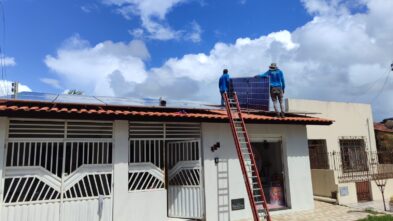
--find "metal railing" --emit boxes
[310,150,393,183]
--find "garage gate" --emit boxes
[1,119,114,221]
[128,122,204,219]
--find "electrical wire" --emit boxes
[371,65,392,104]
[352,67,390,103]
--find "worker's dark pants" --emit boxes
[270,87,284,113]
[220,91,225,106]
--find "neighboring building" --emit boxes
[0,94,332,221]
[375,119,393,153]
[287,99,393,205]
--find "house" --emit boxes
[375,118,393,153]
[0,93,332,221]
[286,99,393,206]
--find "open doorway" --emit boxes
[251,141,287,210]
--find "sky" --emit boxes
[1,0,393,121]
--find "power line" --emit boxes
[371,64,392,104]
[352,67,390,103]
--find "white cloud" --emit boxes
[46,0,393,120]
[301,0,364,16]
[81,4,99,13]
[2,56,16,66]
[129,28,145,38]
[0,80,32,96]
[185,21,202,43]
[40,78,62,89]
[103,0,200,41]
[45,35,150,96]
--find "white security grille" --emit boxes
[129,122,164,139]
[166,123,201,139]
[8,119,113,139]
[129,122,200,139]
[6,141,63,177]
[3,141,113,205]
[2,119,114,221]
[64,173,112,199]
[128,139,165,191]
[167,140,203,219]
[8,120,65,138]
[66,121,113,138]
[4,177,60,204]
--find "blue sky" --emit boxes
[1,0,393,120]
[4,0,311,91]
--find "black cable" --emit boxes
[371,66,392,104]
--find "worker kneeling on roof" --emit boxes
[256,63,286,117]
[219,69,230,106]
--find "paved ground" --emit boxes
[272,201,374,221]
[345,200,392,214]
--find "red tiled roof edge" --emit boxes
[0,99,333,125]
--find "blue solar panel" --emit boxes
[229,77,270,111]
[10,92,222,110]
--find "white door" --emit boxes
[167,140,204,219]
[1,140,113,221]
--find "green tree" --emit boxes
[67,90,83,95]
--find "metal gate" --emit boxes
[167,140,203,219]
[1,119,114,221]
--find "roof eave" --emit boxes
[0,111,333,126]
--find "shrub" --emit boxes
[358,215,393,221]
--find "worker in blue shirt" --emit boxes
[257,63,286,117]
[219,69,230,106]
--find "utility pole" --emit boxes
[11,82,18,99]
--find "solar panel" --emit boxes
[10,92,222,110]
[229,77,270,111]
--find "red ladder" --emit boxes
[224,92,272,221]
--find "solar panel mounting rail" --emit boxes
[224,92,272,221]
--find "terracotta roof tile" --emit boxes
[0,99,333,125]
[375,123,393,133]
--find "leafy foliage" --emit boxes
[67,90,83,95]
[358,215,393,221]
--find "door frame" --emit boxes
[250,137,289,210]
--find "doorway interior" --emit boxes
[251,141,287,210]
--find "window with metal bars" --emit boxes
[339,138,368,172]
[308,139,329,169]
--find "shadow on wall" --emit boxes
[217,159,231,221]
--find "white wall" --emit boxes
[202,123,314,221]
[286,99,377,152]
